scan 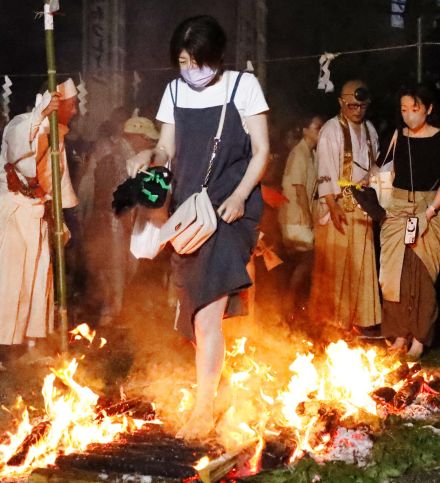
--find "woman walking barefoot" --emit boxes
[126,16,269,439]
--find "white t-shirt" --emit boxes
[156,70,269,126]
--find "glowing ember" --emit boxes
[194,455,209,471]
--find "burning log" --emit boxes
[96,398,155,420]
[385,363,421,385]
[57,451,199,479]
[393,376,424,409]
[262,431,296,470]
[371,387,396,404]
[7,420,51,467]
[196,438,258,483]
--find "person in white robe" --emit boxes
[309,80,381,332]
[0,79,78,353]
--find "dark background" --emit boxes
[1,0,440,133]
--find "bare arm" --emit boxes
[218,113,269,223]
[426,186,440,221]
[126,123,175,177]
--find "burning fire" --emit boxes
[0,324,436,480]
[0,325,154,479]
[181,336,423,475]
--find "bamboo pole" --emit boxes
[417,17,423,83]
[44,1,68,354]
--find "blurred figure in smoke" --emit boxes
[309,80,381,334]
[279,114,324,320]
[77,106,130,223]
[84,117,160,327]
[126,15,269,439]
[0,79,79,368]
[64,115,91,320]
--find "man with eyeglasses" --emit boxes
[309,80,381,336]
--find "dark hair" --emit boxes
[298,113,325,131]
[170,15,227,69]
[397,83,438,127]
[288,113,324,140]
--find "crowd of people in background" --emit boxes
[0,14,440,440]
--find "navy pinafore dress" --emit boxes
[169,72,263,341]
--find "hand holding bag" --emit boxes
[159,72,230,255]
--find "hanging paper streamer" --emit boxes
[133,70,142,103]
[2,75,12,122]
[318,52,338,93]
[246,60,255,72]
[48,0,60,13]
[76,74,88,116]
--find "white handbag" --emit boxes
[159,73,229,255]
[370,130,397,210]
[159,187,217,254]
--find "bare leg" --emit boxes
[177,295,228,440]
[246,257,256,322]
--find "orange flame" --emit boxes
[0,325,151,479]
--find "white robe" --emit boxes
[316,116,379,224]
[309,116,381,328]
[0,95,78,345]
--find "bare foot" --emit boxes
[176,409,214,441]
[406,338,423,361]
[388,337,407,353]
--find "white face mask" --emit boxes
[180,65,218,89]
[401,96,431,132]
[403,110,428,131]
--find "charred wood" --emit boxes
[7,420,51,467]
[393,376,424,409]
[372,387,396,404]
[56,452,198,479]
[96,398,155,420]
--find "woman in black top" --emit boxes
[380,84,440,360]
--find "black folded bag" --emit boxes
[350,186,386,223]
[112,166,173,215]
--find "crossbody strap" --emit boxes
[382,129,398,166]
[203,71,230,187]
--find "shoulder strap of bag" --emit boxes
[203,71,230,187]
[382,129,398,165]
